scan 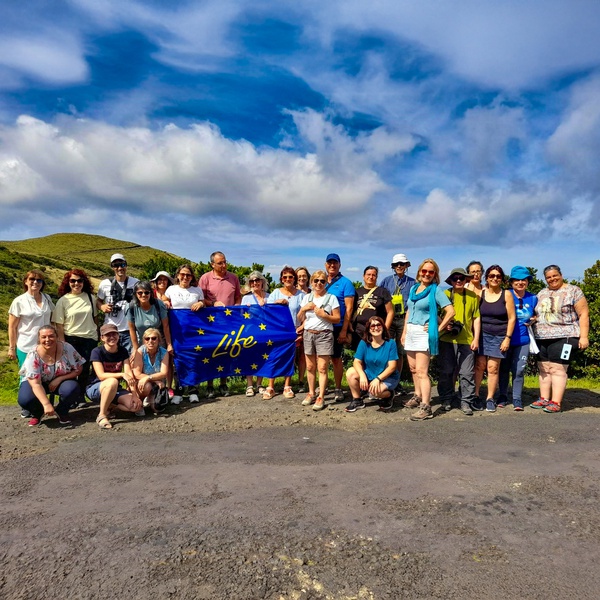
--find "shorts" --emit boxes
[537,337,578,365]
[479,333,506,359]
[304,329,334,356]
[404,323,429,352]
[86,381,130,403]
[378,372,400,391]
[332,326,344,359]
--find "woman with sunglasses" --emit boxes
[474,265,516,412]
[53,269,98,392]
[264,266,306,399]
[241,271,271,397]
[165,265,205,404]
[298,270,341,411]
[497,266,538,411]
[132,328,170,413]
[401,259,454,420]
[127,281,173,356]
[530,265,589,413]
[8,270,55,367]
[345,316,398,412]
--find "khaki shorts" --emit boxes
[304,329,334,356]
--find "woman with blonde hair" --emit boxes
[401,259,455,421]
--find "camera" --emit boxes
[448,320,464,337]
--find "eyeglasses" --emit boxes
[487,274,503,280]
[144,336,158,341]
[451,275,466,282]
[369,323,383,329]
[27,277,44,283]
[136,291,151,296]
[313,278,326,284]
[469,269,482,275]
[421,269,435,276]
[179,273,192,278]
[112,262,127,268]
[69,278,83,284]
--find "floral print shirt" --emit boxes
[20,342,85,383]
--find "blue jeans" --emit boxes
[499,343,529,405]
[118,330,133,355]
[18,379,83,419]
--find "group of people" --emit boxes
[7,250,589,429]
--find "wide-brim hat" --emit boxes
[445,267,473,286]
[151,271,174,284]
[391,253,410,265]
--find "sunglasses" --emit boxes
[313,278,326,284]
[392,262,409,267]
[369,323,383,329]
[249,279,261,284]
[27,277,44,283]
[112,262,127,268]
[420,269,435,276]
[144,336,158,341]
[281,275,295,280]
[451,275,466,282]
[487,274,503,280]
[69,278,83,284]
[179,272,192,278]
[137,291,151,296]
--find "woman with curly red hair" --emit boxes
[53,269,98,392]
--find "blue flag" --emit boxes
[169,304,297,386]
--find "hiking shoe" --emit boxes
[171,395,182,405]
[345,398,366,413]
[378,397,394,412]
[410,403,433,421]
[530,398,549,409]
[28,417,41,427]
[219,385,230,397]
[189,394,200,403]
[56,414,72,426]
[460,401,473,416]
[301,394,316,406]
[206,387,216,399]
[485,399,496,412]
[403,394,421,409]
[333,389,345,402]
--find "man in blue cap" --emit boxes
[324,253,356,402]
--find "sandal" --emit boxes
[283,386,295,399]
[301,394,316,406]
[96,416,113,430]
[262,387,276,400]
[245,386,255,397]
[543,401,561,413]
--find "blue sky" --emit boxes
[1,0,600,282]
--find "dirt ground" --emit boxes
[1,386,600,599]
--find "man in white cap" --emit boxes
[380,253,416,396]
[96,253,139,355]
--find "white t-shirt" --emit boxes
[97,276,139,331]
[9,292,55,353]
[165,285,204,309]
[301,293,339,332]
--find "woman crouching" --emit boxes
[132,328,169,414]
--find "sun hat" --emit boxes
[509,266,533,281]
[391,253,410,265]
[151,271,174,284]
[444,267,473,286]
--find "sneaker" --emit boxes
[312,398,325,411]
[56,414,72,426]
[333,389,345,403]
[219,385,230,397]
[28,417,41,427]
[496,401,508,408]
[403,394,421,409]
[543,401,561,413]
[460,401,473,416]
[485,399,496,412]
[378,397,394,412]
[171,395,183,405]
[301,394,316,406]
[441,399,453,412]
[345,398,366,412]
[530,397,550,409]
[472,399,484,411]
[135,409,146,417]
[206,387,216,399]
[168,388,175,399]
[189,394,200,403]
[21,409,31,419]
[410,403,433,421]
[513,400,524,412]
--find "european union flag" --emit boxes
[169,305,297,386]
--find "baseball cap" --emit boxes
[326,253,341,263]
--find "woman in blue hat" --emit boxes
[498,266,538,411]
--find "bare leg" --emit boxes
[486,357,501,399]
[98,379,119,421]
[474,355,487,398]
[549,362,568,406]
[317,356,330,399]
[305,354,317,396]
[346,367,361,398]
[413,351,432,405]
[538,361,552,399]
[331,356,343,389]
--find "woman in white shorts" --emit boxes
[402,259,454,421]
[297,270,340,411]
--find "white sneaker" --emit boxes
[135,409,145,417]
[171,395,182,405]
[142,397,150,407]
[189,394,200,403]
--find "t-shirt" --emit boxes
[510,290,538,346]
[301,293,340,331]
[439,289,480,345]
[53,293,98,340]
[165,285,204,309]
[241,292,270,306]
[354,339,399,381]
[127,300,168,343]
[88,344,130,386]
[380,273,416,317]
[267,288,306,327]
[199,271,241,306]
[534,284,585,340]
[352,286,392,338]
[9,292,55,353]
[97,276,139,332]
[406,285,451,326]
[20,342,85,383]
[325,273,356,323]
